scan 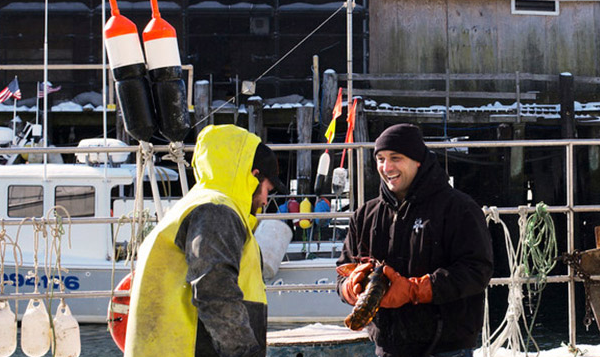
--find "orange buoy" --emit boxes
[104,0,156,142]
[142,0,190,142]
[107,272,132,352]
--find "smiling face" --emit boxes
[376,150,421,201]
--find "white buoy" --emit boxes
[0,301,17,357]
[314,152,330,195]
[21,299,51,357]
[332,167,348,196]
[52,302,81,357]
[254,220,293,279]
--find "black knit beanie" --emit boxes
[374,124,428,163]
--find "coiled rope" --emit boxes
[481,202,557,356]
[521,202,557,353]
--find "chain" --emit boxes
[558,250,597,330]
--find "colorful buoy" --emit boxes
[104,0,156,142]
[142,0,190,143]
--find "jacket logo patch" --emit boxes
[413,218,424,234]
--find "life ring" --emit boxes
[107,272,133,352]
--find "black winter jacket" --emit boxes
[336,150,494,357]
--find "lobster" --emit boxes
[337,261,390,331]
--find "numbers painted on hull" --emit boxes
[3,273,80,290]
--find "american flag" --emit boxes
[37,81,61,98]
[0,77,22,103]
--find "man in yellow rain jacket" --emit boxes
[125,124,288,357]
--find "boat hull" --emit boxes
[1,259,351,324]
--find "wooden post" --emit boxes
[312,55,320,125]
[320,70,338,141]
[193,80,210,136]
[115,100,129,144]
[509,123,526,205]
[560,73,576,139]
[296,105,313,195]
[354,97,377,200]
[248,96,265,141]
[588,126,600,203]
[498,123,524,206]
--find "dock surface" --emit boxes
[267,323,373,357]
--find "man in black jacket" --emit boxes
[336,123,493,357]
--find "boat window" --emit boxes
[55,186,95,218]
[8,185,43,217]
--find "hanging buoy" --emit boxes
[278,201,289,214]
[0,301,16,357]
[52,302,81,357]
[21,299,51,357]
[332,167,348,196]
[299,198,313,229]
[254,220,294,279]
[314,151,330,196]
[104,0,156,142]
[287,198,300,226]
[314,197,331,228]
[107,272,132,352]
[142,0,191,142]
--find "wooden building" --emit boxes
[369,0,600,103]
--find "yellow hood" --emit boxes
[192,124,261,227]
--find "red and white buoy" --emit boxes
[142,0,190,143]
[104,0,156,142]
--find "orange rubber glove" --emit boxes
[380,265,415,308]
[380,266,433,308]
[341,262,373,305]
[409,274,433,304]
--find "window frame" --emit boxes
[7,185,44,218]
[511,0,560,16]
[54,185,96,218]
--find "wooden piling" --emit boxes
[115,100,129,144]
[587,126,600,203]
[498,123,525,205]
[313,56,320,125]
[296,105,313,195]
[509,123,526,205]
[193,80,210,136]
[560,73,576,139]
[320,70,338,141]
[353,98,378,200]
[248,96,265,141]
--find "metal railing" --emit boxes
[1,138,600,346]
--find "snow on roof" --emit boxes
[363,99,600,121]
[94,1,181,12]
[188,1,273,13]
[2,91,599,121]
[1,2,90,12]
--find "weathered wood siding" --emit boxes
[370,0,600,99]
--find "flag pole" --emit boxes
[35,82,39,125]
[12,76,17,143]
[346,0,352,108]
[43,0,48,173]
[12,100,17,144]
